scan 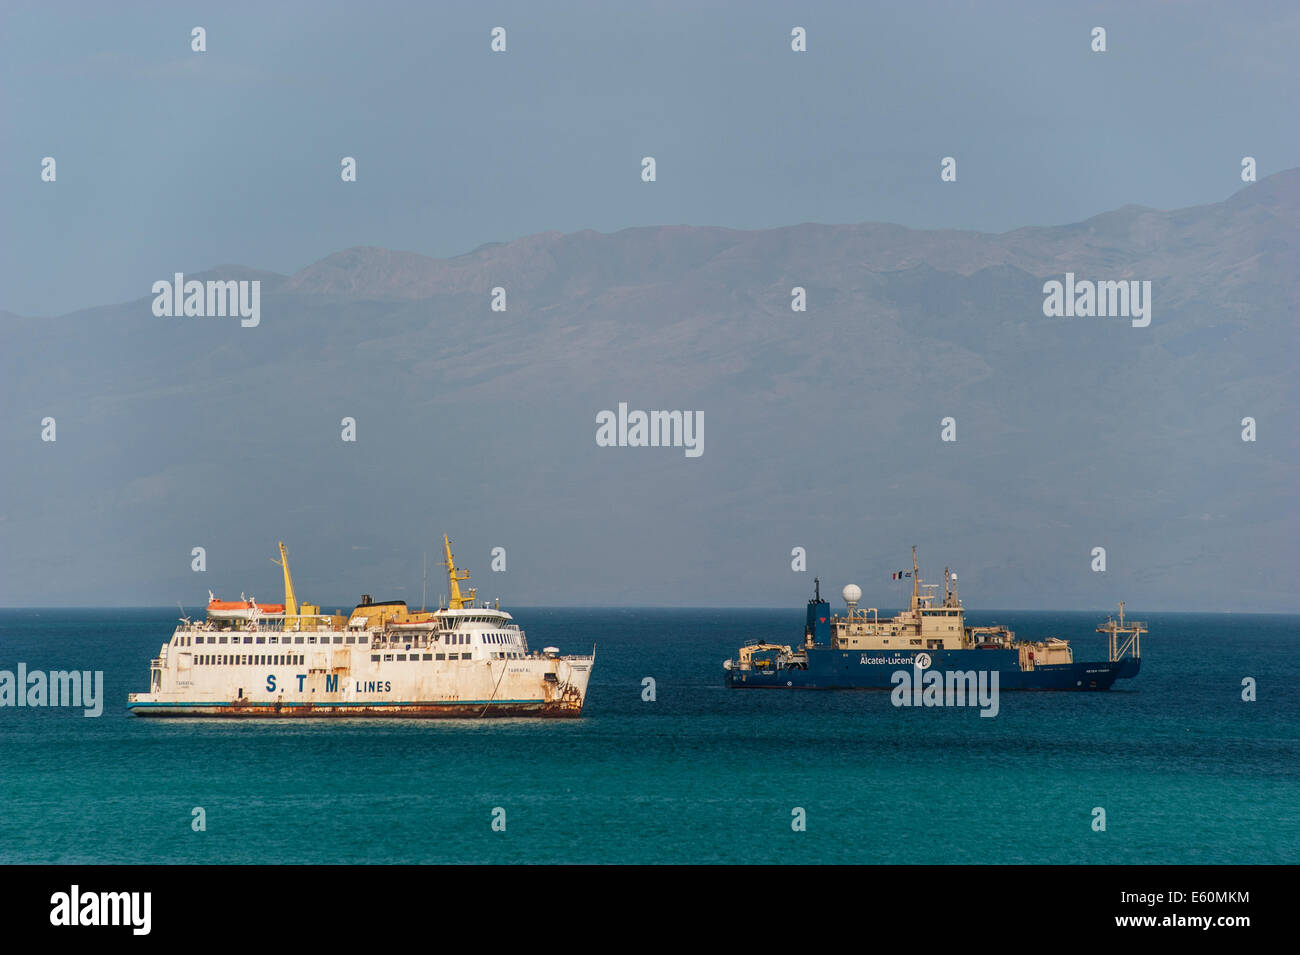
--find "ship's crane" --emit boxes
[1098,601,1144,662]
[273,541,300,629]
[441,534,477,610]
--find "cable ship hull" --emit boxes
[726,647,1140,691]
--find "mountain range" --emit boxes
[2,169,1296,610]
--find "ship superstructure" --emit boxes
[128,537,593,717]
[724,548,1142,691]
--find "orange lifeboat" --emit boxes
[206,596,285,619]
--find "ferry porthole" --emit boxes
[786,681,792,686]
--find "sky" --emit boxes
[3,0,1299,317]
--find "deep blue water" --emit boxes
[0,607,1296,864]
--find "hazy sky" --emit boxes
[3,0,1298,317]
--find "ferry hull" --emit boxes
[725,648,1140,691]
[128,699,584,718]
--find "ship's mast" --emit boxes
[273,541,299,622]
[911,545,921,609]
[442,534,477,610]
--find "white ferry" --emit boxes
[128,537,593,718]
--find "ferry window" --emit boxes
[448,653,458,660]
[307,637,316,644]
[218,636,227,644]
[396,654,406,661]
[370,655,380,662]
[243,637,253,644]
[345,637,354,644]
[435,653,445,660]
[294,637,304,644]
[256,637,265,644]
[422,654,432,660]
[333,636,343,644]
[383,654,393,661]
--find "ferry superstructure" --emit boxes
[128,537,593,717]
[724,548,1142,691]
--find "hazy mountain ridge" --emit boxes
[1,171,1296,609]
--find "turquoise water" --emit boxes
[0,607,1296,864]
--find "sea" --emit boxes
[0,607,1296,864]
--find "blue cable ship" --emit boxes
[724,548,1143,691]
